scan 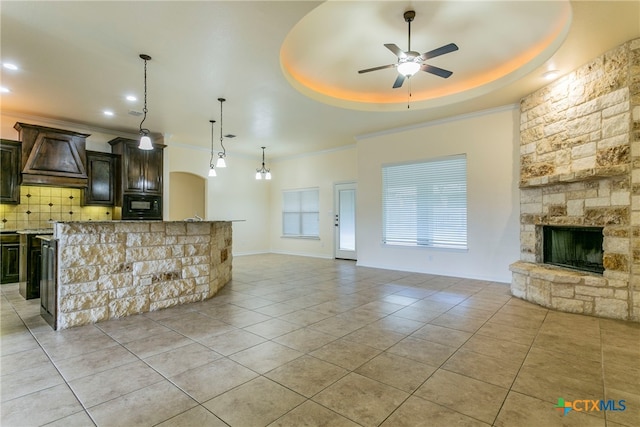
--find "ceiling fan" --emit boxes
[358,10,459,89]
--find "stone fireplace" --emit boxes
[510,38,640,322]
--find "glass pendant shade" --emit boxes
[138,134,153,150]
[216,155,227,168]
[265,171,272,180]
[255,171,262,180]
[208,167,217,177]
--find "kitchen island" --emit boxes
[44,221,232,330]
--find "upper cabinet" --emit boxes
[109,137,165,196]
[14,123,89,188]
[0,139,21,204]
[82,151,117,206]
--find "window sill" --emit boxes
[383,242,468,252]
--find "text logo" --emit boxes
[555,398,626,416]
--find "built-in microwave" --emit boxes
[122,194,162,220]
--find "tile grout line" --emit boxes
[487,307,551,426]
[1,288,98,426]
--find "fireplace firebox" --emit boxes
[543,226,604,274]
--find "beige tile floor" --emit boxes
[1,254,639,426]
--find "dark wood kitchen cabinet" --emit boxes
[0,139,21,204]
[19,233,50,299]
[40,237,57,330]
[82,151,117,206]
[1,233,20,284]
[109,137,165,197]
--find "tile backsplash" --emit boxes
[0,186,113,231]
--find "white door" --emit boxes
[334,182,357,260]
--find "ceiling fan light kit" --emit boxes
[358,10,459,89]
[397,61,421,77]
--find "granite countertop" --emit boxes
[16,229,54,234]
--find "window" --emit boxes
[282,188,319,238]
[382,155,467,249]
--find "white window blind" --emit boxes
[282,188,319,237]
[382,155,467,249]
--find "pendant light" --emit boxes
[255,146,271,180]
[137,54,154,150]
[208,120,217,177]
[216,98,227,167]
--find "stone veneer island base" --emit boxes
[50,221,232,330]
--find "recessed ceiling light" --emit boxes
[103,110,114,116]
[2,63,18,71]
[126,95,137,102]
[542,70,560,80]
[0,87,10,93]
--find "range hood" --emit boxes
[15,122,89,188]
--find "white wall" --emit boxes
[166,144,271,256]
[269,146,357,258]
[356,106,520,283]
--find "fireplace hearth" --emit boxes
[543,226,604,274]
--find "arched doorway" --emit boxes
[168,172,205,220]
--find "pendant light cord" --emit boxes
[209,120,216,167]
[139,55,149,135]
[219,98,226,156]
[257,146,270,178]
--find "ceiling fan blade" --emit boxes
[358,64,397,74]
[421,64,453,78]
[420,43,459,60]
[392,74,406,88]
[385,43,406,58]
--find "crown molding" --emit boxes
[355,104,519,141]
